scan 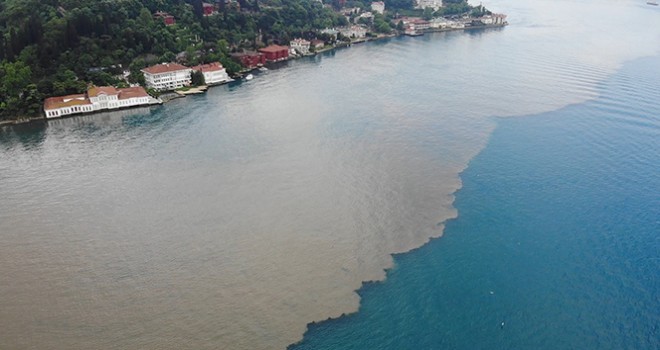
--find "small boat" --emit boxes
[259,67,268,71]
[245,74,254,81]
[648,0,658,5]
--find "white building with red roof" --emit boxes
[87,86,119,110]
[43,94,94,118]
[141,63,192,91]
[190,62,231,85]
[44,86,155,119]
[290,38,311,55]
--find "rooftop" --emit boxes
[259,45,289,53]
[44,94,91,110]
[142,63,190,75]
[191,62,225,72]
[88,86,118,97]
[117,86,150,100]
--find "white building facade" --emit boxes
[88,86,119,110]
[43,95,94,118]
[191,62,231,85]
[44,86,154,119]
[415,0,443,11]
[338,25,367,39]
[290,38,311,55]
[142,63,192,91]
[371,1,385,14]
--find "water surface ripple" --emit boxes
[0,0,659,349]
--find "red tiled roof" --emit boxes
[142,63,190,75]
[191,62,224,72]
[87,86,118,97]
[44,94,91,110]
[117,86,150,100]
[258,45,289,53]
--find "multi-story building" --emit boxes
[320,28,339,39]
[231,51,266,68]
[141,63,192,91]
[371,1,385,14]
[87,86,120,110]
[191,62,232,85]
[310,39,325,50]
[492,14,507,24]
[290,39,311,55]
[258,45,290,62]
[338,25,367,39]
[415,0,443,11]
[44,86,154,119]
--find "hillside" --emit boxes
[0,0,481,120]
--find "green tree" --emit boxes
[423,7,434,20]
[191,70,205,86]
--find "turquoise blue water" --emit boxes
[2,1,659,348]
[290,56,660,349]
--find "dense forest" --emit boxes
[0,0,477,120]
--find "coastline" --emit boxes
[4,0,659,347]
[0,23,507,128]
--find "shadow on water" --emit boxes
[0,121,48,151]
[45,106,158,130]
[0,105,180,149]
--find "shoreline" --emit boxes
[0,23,507,128]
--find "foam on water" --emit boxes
[0,0,659,349]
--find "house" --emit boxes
[415,0,443,11]
[290,38,311,55]
[310,39,325,50]
[338,25,367,39]
[410,18,430,31]
[191,62,231,85]
[88,86,120,110]
[448,21,465,29]
[356,12,374,23]
[371,1,385,14]
[115,87,152,109]
[320,28,339,39]
[398,17,430,31]
[141,63,192,91]
[154,11,176,26]
[44,86,153,119]
[258,45,289,62]
[340,7,361,16]
[202,2,216,16]
[492,13,507,24]
[231,51,266,68]
[43,94,93,119]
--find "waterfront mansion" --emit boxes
[142,63,193,91]
[191,62,232,85]
[43,86,155,119]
